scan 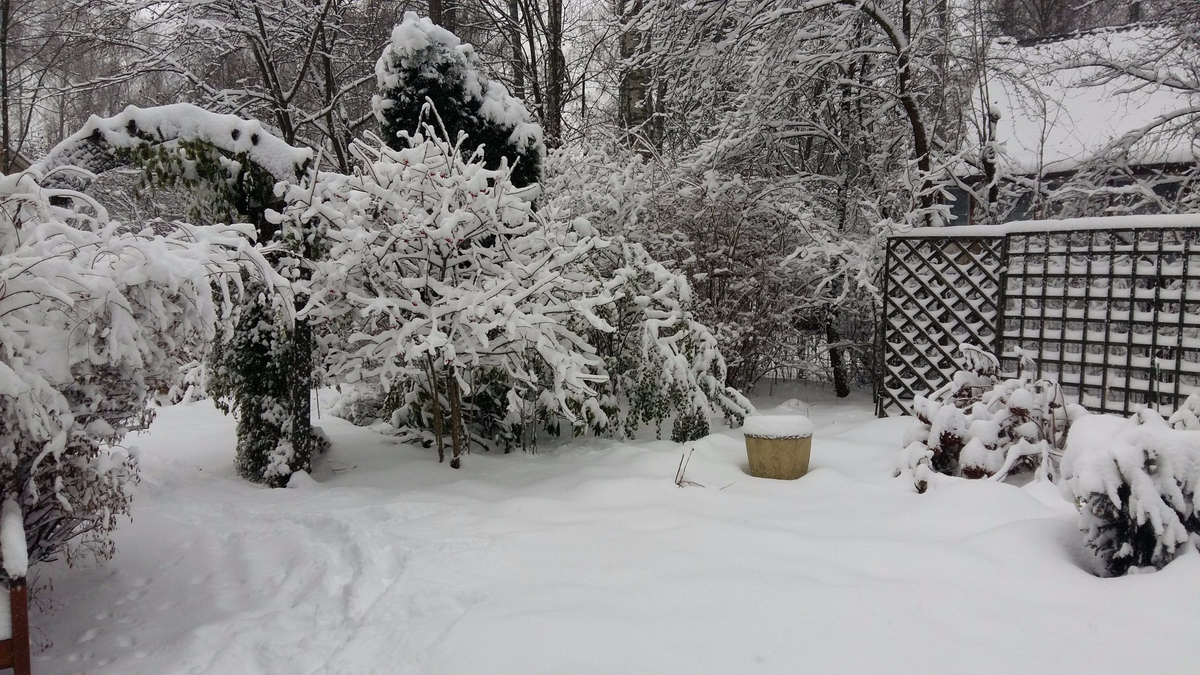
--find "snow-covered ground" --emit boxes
[36,385,1200,674]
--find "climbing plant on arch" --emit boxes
[35,104,324,486]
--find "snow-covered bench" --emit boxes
[0,500,30,675]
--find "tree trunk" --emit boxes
[826,311,851,398]
[1,0,10,172]
[448,368,464,469]
[617,0,650,154]
[427,354,446,463]
[544,0,564,147]
[508,0,525,99]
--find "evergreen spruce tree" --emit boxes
[374,12,544,188]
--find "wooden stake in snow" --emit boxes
[0,498,30,675]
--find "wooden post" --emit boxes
[9,578,28,675]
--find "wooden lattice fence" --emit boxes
[876,216,1200,417]
[876,234,1004,415]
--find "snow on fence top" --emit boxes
[891,213,1200,238]
[1,498,26,579]
[742,415,814,439]
[34,104,313,183]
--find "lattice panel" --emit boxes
[998,227,1200,416]
[877,236,1004,416]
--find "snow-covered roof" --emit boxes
[984,26,1199,176]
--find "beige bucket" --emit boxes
[745,434,813,480]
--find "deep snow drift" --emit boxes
[35,386,1200,674]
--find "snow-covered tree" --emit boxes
[0,168,278,574]
[278,123,749,465]
[374,12,545,188]
[35,104,323,487]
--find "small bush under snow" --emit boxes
[899,344,1078,492]
[326,385,387,427]
[1061,404,1200,576]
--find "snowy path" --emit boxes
[36,389,1200,674]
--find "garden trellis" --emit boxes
[877,215,1200,418]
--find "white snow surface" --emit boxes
[0,499,26,580]
[34,385,1200,674]
[742,414,813,438]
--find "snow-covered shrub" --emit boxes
[36,104,322,488]
[326,385,388,427]
[1168,394,1200,431]
[585,240,753,442]
[166,360,208,404]
[543,142,880,394]
[282,126,749,465]
[1061,410,1200,576]
[374,12,543,188]
[0,170,272,574]
[205,275,326,487]
[899,345,1076,493]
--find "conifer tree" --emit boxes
[373,13,544,188]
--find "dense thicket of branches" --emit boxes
[6,0,1195,401]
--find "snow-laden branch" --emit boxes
[32,104,313,192]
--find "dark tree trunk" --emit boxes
[1,0,10,172]
[508,0,524,99]
[826,311,851,398]
[427,354,446,463]
[448,369,464,469]
[544,0,564,147]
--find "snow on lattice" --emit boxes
[878,234,1003,416]
[33,103,312,184]
[891,213,1200,238]
[882,214,1200,419]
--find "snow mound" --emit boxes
[0,498,26,578]
[286,471,319,490]
[742,415,813,439]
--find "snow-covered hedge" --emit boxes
[280,128,749,464]
[1061,406,1200,576]
[0,169,275,573]
[899,345,1077,493]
